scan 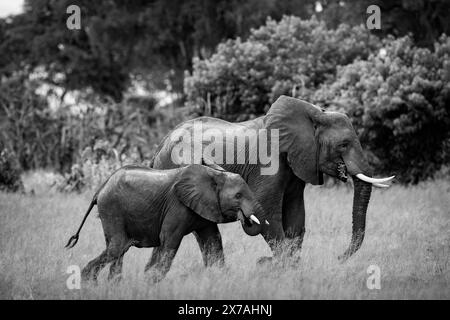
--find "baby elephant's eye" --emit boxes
[339,142,349,149]
[235,192,242,199]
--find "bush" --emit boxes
[0,73,76,172]
[0,145,23,192]
[185,16,380,121]
[55,139,154,193]
[0,73,189,174]
[314,35,450,183]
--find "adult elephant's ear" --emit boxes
[264,95,324,185]
[201,156,226,172]
[174,164,226,223]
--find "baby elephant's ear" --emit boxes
[174,165,225,223]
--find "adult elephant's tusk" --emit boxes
[356,174,395,184]
[265,220,270,225]
[250,215,261,225]
[373,183,390,188]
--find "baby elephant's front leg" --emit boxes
[144,246,179,282]
[144,220,186,282]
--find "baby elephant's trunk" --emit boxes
[240,200,268,236]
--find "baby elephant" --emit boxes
[65,163,268,282]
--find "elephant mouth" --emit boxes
[237,210,253,227]
[337,160,348,182]
[237,209,266,236]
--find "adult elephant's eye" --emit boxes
[235,193,242,199]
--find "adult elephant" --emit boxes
[149,95,394,265]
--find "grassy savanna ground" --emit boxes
[0,171,449,299]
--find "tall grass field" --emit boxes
[0,171,448,299]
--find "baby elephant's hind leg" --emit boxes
[81,234,128,282]
[108,240,135,282]
[81,250,108,282]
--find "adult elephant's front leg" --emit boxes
[253,177,286,264]
[257,213,285,265]
[282,176,306,260]
[193,223,225,267]
[260,211,285,251]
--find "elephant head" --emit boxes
[265,95,394,260]
[174,164,268,236]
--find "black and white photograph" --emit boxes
[0,0,449,303]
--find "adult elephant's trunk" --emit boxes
[338,177,372,262]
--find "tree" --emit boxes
[185,16,380,120]
[0,0,315,100]
[317,0,450,47]
[314,35,450,183]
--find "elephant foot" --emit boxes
[81,269,93,282]
[207,258,226,269]
[257,255,302,268]
[283,255,301,268]
[145,269,165,284]
[107,274,123,284]
[256,256,273,266]
[81,275,99,286]
[81,267,101,286]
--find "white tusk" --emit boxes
[265,220,270,225]
[250,215,260,225]
[356,174,395,184]
[373,183,390,188]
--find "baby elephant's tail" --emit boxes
[65,195,97,249]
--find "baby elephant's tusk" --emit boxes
[265,220,270,225]
[356,173,395,184]
[373,183,390,188]
[250,215,261,225]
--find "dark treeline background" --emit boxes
[2,0,449,98]
[1,0,449,191]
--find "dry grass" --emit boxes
[0,171,449,299]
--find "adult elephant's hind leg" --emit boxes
[193,223,225,267]
[282,177,306,261]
